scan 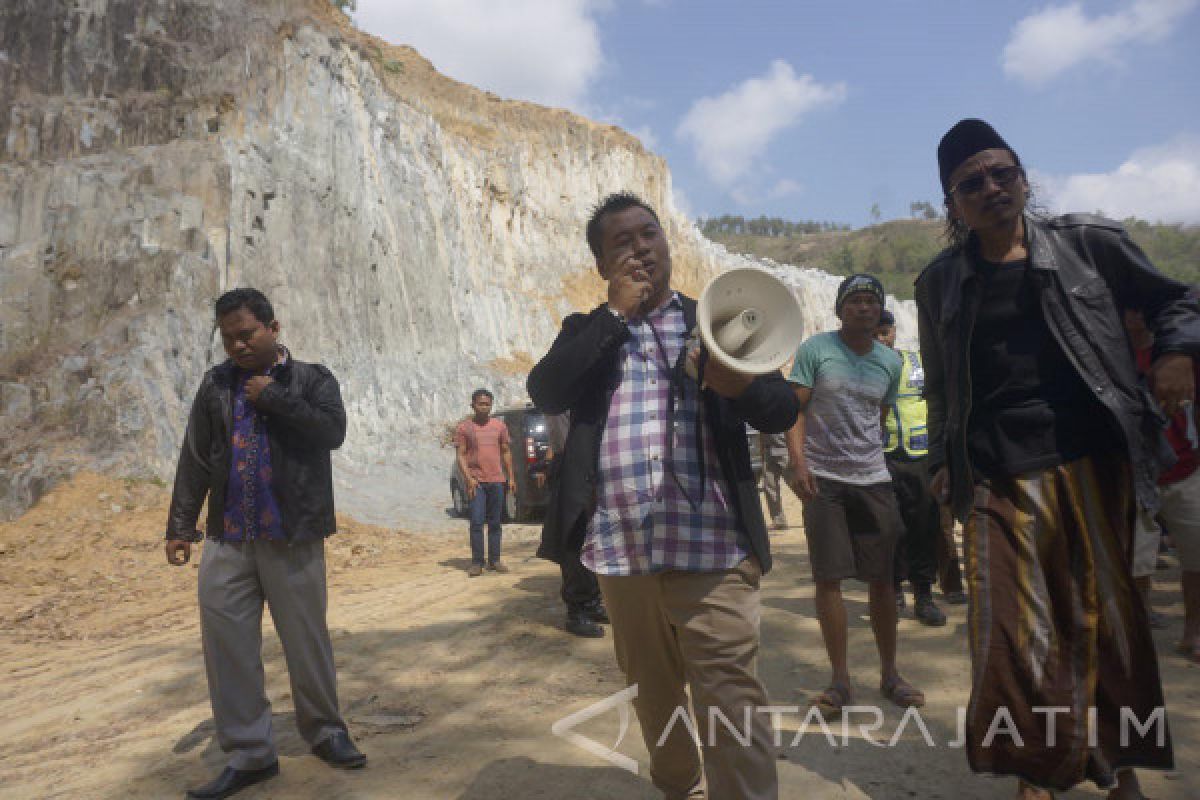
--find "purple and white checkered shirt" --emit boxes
[582,293,746,576]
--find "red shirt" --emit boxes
[1136,347,1199,486]
[455,417,510,483]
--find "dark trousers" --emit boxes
[560,551,602,615]
[886,453,938,590]
[469,482,505,565]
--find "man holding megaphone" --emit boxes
[528,192,798,800]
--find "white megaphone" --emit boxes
[691,267,805,376]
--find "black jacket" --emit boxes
[165,357,347,542]
[527,295,800,574]
[915,213,1200,522]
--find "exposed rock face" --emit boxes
[0,0,914,523]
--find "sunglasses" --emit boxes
[949,164,1023,196]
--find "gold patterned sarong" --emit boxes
[964,456,1173,790]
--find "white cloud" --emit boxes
[768,178,803,199]
[1003,0,1198,86]
[627,125,659,151]
[729,186,756,207]
[726,178,805,208]
[353,0,603,109]
[676,60,846,186]
[1035,135,1200,224]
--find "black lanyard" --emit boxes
[645,313,707,511]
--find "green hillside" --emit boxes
[699,216,1200,300]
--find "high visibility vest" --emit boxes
[884,350,930,458]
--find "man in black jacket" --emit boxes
[528,193,798,799]
[164,289,364,799]
[918,119,1197,800]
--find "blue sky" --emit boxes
[352,0,1200,227]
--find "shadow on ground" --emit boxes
[31,533,1196,800]
[456,756,655,799]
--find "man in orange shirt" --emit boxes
[455,389,517,576]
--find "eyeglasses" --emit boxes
[949,164,1023,196]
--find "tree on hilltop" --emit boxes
[909,200,940,220]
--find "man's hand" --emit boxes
[607,254,653,319]
[507,478,518,495]
[165,538,193,566]
[1150,353,1196,418]
[784,460,818,501]
[246,375,274,404]
[929,467,950,505]
[466,476,479,500]
[534,472,547,489]
[695,350,753,399]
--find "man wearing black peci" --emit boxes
[918,119,1197,799]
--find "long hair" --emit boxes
[941,179,1046,252]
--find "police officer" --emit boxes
[876,309,948,626]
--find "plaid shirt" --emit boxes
[221,348,288,542]
[582,293,746,575]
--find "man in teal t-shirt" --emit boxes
[785,274,924,716]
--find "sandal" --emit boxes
[1017,779,1055,799]
[880,675,925,708]
[810,684,853,718]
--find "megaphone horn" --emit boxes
[713,309,762,355]
[695,268,805,376]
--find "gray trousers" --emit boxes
[198,538,347,770]
[762,443,789,524]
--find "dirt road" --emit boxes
[1,473,1196,798]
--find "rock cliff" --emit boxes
[0,0,914,524]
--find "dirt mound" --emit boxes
[0,472,411,643]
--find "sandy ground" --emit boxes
[1,473,1197,799]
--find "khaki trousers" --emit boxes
[198,538,347,770]
[597,558,778,800]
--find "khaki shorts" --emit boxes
[1132,506,1161,578]
[801,476,901,582]
[1161,467,1200,573]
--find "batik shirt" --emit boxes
[582,293,746,575]
[221,348,288,541]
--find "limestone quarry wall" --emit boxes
[0,0,915,523]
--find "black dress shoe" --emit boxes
[312,731,367,769]
[587,604,610,625]
[943,590,968,605]
[186,763,279,799]
[914,594,947,627]
[565,613,604,638]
